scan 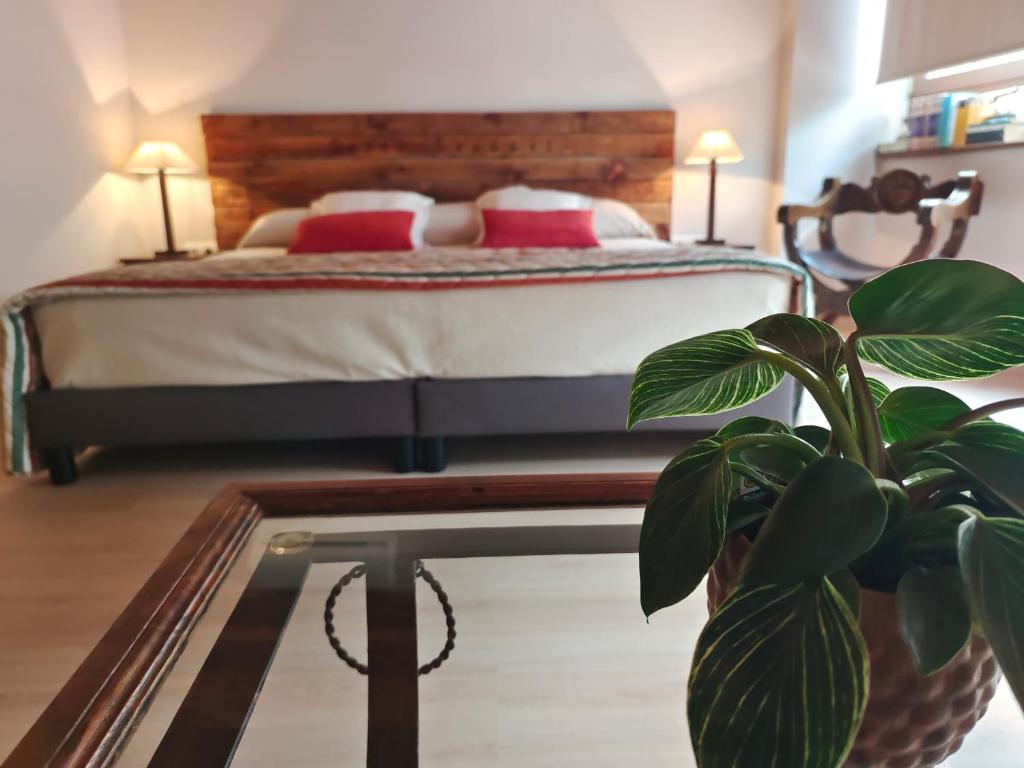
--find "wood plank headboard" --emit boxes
[202,110,675,249]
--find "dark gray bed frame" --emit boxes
[26,376,798,485]
[23,110,801,485]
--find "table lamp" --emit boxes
[684,129,743,246]
[125,141,198,259]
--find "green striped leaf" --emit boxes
[850,260,1024,380]
[829,568,861,618]
[864,377,891,406]
[688,580,868,768]
[736,445,808,484]
[741,457,888,586]
[857,505,970,591]
[877,387,971,444]
[959,516,1024,709]
[928,421,1024,515]
[726,498,770,533]
[949,418,1024,452]
[897,566,972,675]
[715,416,793,440]
[640,439,732,617]
[840,374,889,412]
[795,424,831,453]
[747,313,844,378]
[718,417,804,483]
[628,329,784,427]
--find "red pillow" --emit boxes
[480,209,600,248]
[288,211,415,253]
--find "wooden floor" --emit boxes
[1,367,1022,764]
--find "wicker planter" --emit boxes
[707,534,1001,768]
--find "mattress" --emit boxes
[29,243,799,389]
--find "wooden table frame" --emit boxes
[3,473,656,768]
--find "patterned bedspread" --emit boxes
[2,246,810,474]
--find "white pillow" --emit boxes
[475,185,592,211]
[424,202,480,246]
[238,207,309,248]
[311,190,435,248]
[592,197,657,240]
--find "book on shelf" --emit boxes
[966,121,1024,144]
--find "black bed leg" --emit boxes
[43,448,78,486]
[393,436,416,473]
[419,436,447,473]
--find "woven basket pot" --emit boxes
[706,534,1001,768]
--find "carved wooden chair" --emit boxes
[778,169,984,320]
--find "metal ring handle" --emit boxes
[323,560,456,676]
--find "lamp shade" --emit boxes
[684,129,744,165]
[125,141,197,174]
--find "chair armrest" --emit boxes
[917,170,983,228]
[777,178,841,225]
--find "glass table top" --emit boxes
[102,503,1023,768]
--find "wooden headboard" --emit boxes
[202,110,675,249]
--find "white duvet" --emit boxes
[32,241,797,388]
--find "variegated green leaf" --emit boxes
[928,421,1024,515]
[897,566,971,675]
[688,580,868,768]
[741,457,888,586]
[850,260,1024,380]
[843,378,892,409]
[628,329,784,427]
[864,377,891,406]
[747,313,844,378]
[718,417,804,482]
[715,416,793,440]
[829,568,861,619]
[857,505,970,591]
[959,516,1024,710]
[639,439,732,616]
[737,445,808,484]
[949,418,1024,452]
[726,498,769,533]
[840,374,889,415]
[795,424,831,453]
[877,387,971,444]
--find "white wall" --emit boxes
[118,0,789,251]
[780,0,1019,280]
[0,0,146,298]
[779,0,907,264]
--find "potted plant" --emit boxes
[628,259,1024,768]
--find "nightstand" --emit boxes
[119,251,213,267]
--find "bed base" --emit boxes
[41,447,78,486]
[418,436,447,473]
[24,377,797,485]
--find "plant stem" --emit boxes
[939,503,985,520]
[756,349,864,464]
[887,396,1024,467]
[723,432,823,463]
[943,397,1024,432]
[843,334,885,475]
[904,469,958,505]
[875,478,908,525]
[887,429,951,461]
[827,377,852,419]
[729,462,784,496]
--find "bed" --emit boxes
[3,111,808,484]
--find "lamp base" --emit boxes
[153,249,191,260]
[695,238,726,246]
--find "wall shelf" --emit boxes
[877,140,1024,159]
